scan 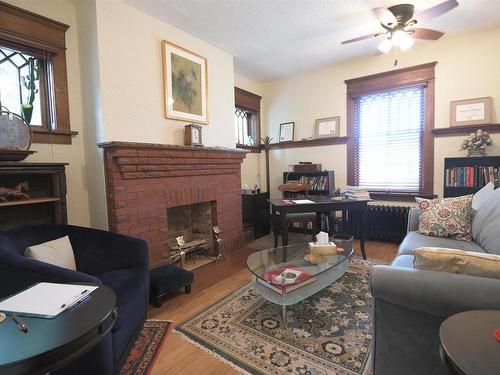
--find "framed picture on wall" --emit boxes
[450,97,492,127]
[162,40,209,124]
[314,116,340,138]
[279,122,294,142]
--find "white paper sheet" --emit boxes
[292,199,315,204]
[0,282,98,318]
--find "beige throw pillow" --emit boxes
[416,195,473,241]
[413,247,500,279]
[25,236,76,270]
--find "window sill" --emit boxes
[32,128,78,145]
[236,144,261,153]
[369,192,436,201]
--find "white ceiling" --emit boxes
[123,0,500,81]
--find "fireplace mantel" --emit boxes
[99,141,247,267]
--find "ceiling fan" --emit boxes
[341,0,459,53]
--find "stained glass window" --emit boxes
[234,107,257,146]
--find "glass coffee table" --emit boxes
[247,242,353,329]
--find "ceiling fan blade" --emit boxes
[372,7,398,27]
[341,33,384,44]
[411,28,445,40]
[415,0,459,24]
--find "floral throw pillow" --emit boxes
[416,195,473,241]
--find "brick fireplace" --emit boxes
[99,141,247,268]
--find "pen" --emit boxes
[12,313,28,333]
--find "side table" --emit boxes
[0,285,117,375]
[439,310,500,375]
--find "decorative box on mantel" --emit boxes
[98,141,248,268]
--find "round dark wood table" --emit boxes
[439,310,500,375]
[0,285,117,375]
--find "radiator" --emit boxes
[345,203,411,243]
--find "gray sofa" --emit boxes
[371,207,500,375]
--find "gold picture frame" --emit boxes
[162,40,209,124]
[450,97,492,127]
[314,116,340,138]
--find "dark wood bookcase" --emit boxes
[0,163,68,229]
[443,156,500,198]
[282,170,335,196]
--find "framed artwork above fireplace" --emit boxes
[162,40,209,125]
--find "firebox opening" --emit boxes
[166,201,217,271]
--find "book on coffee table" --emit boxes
[257,265,316,294]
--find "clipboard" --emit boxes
[0,282,99,319]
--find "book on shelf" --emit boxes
[445,166,500,188]
[257,265,316,294]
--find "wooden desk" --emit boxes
[0,285,116,375]
[269,196,368,259]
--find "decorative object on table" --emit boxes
[261,136,273,193]
[451,97,492,127]
[149,264,194,307]
[314,116,340,138]
[176,256,378,375]
[162,40,208,124]
[212,225,224,262]
[460,129,493,157]
[0,181,30,202]
[279,121,294,142]
[0,107,36,161]
[20,57,40,124]
[119,320,173,375]
[184,124,203,146]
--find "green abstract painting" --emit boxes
[171,53,202,116]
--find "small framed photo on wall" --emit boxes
[314,116,340,138]
[279,122,294,142]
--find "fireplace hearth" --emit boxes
[99,141,247,268]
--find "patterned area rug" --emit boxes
[119,320,173,375]
[176,258,376,375]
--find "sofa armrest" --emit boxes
[371,265,500,317]
[66,226,149,275]
[0,249,100,299]
[407,207,419,233]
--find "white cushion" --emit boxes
[25,236,76,270]
[472,182,494,210]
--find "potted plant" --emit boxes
[20,57,39,124]
[460,129,493,157]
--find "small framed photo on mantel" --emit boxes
[279,122,295,142]
[450,97,492,127]
[314,116,340,138]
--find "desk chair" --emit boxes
[271,183,318,247]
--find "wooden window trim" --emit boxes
[345,62,436,197]
[0,1,76,144]
[235,87,262,152]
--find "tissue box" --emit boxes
[306,242,338,264]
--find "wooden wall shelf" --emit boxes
[268,136,348,150]
[432,124,500,137]
[0,197,60,207]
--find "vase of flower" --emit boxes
[460,129,492,157]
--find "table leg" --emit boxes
[360,205,367,260]
[281,211,288,247]
[282,304,287,330]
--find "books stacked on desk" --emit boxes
[346,186,370,200]
[257,265,316,294]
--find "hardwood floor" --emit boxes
[148,234,398,375]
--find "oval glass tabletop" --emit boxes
[247,242,353,306]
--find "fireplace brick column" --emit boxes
[99,141,247,268]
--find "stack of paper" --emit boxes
[346,186,370,200]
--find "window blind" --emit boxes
[353,85,425,193]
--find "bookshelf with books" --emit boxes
[282,170,335,196]
[444,156,500,198]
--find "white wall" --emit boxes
[5,0,92,226]
[261,27,500,198]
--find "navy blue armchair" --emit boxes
[0,224,149,375]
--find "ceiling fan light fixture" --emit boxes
[392,30,414,51]
[378,38,393,54]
